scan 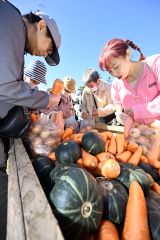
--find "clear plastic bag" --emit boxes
[27,110,64,157]
[127,121,160,163]
[79,114,95,132]
[65,115,79,133]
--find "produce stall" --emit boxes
[7,121,160,240]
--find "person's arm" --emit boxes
[0,3,49,110]
[132,56,160,120]
[133,95,160,119]
[98,81,122,117]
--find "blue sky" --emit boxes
[11,0,160,92]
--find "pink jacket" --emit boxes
[111,54,160,124]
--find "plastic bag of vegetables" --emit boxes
[27,110,64,156]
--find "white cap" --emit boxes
[82,67,100,83]
[36,11,61,66]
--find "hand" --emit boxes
[115,112,130,125]
[92,109,98,118]
[124,108,134,118]
[64,110,73,118]
[114,103,123,112]
[82,112,89,119]
[48,93,60,108]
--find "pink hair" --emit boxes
[99,38,145,71]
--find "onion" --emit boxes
[39,129,50,139]
[32,124,42,135]
[45,137,56,146]
[32,137,42,147]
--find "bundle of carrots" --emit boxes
[48,127,160,174]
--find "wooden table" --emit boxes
[7,139,64,240]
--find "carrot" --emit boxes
[103,131,113,140]
[48,152,56,161]
[51,78,64,95]
[96,220,119,240]
[122,181,151,240]
[30,113,39,122]
[69,133,83,144]
[62,127,73,140]
[116,134,125,154]
[151,182,160,196]
[105,152,115,160]
[127,142,139,153]
[104,140,110,152]
[99,132,108,142]
[108,136,117,155]
[123,139,128,151]
[148,159,160,169]
[96,159,120,178]
[62,137,70,142]
[128,145,142,166]
[140,155,149,163]
[96,152,115,162]
[77,158,84,168]
[96,152,109,162]
[82,149,98,170]
[116,151,132,163]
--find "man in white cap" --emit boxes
[81,67,117,130]
[0,1,61,238]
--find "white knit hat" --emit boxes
[24,60,47,85]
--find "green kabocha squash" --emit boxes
[55,141,81,164]
[138,162,159,182]
[117,163,152,194]
[146,190,160,240]
[49,163,79,186]
[49,167,103,240]
[97,177,128,224]
[31,156,55,195]
[31,156,54,179]
[82,131,105,155]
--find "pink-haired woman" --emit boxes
[99,38,160,125]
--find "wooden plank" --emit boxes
[7,139,26,240]
[14,138,64,240]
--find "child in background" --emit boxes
[58,76,79,132]
[99,38,160,125]
[24,60,47,89]
[81,67,117,130]
[24,60,48,122]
